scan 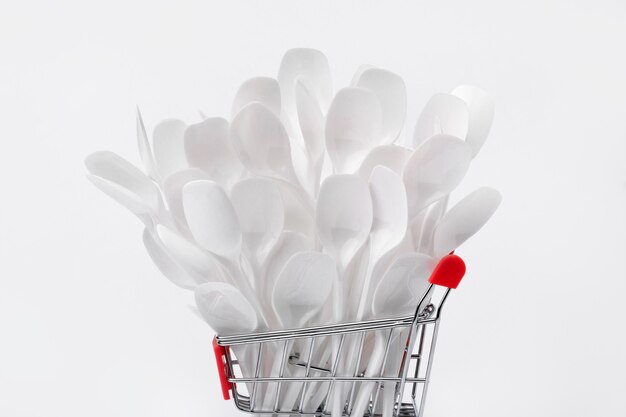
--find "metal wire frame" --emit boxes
[215,284,453,417]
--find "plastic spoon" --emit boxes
[316,174,373,417]
[272,251,336,329]
[195,282,260,398]
[85,151,165,222]
[451,85,494,158]
[86,174,155,227]
[355,68,407,145]
[325,88,383,173]
[230,178,285,272]
[278,48,333,117]
[182,180,260,311]
[277,49,332,193]
[182,180,242,259]
[230,102,300,185]
[412,93,469,149]
[156,224,226,287]
[295,78,326,194]
[271,251,337,412]
[316,174,373,323]
[432,187,502,258]
[403,134,472,221]
[161,168,210,233]
[195,282,259,334]
[353,166,407,321]
[136,107,159,181]
[231,77,281,118]
[352,254,435,417]
[260,231,311,326]
[142,228,197,289]
[184,118,243,188]
[411,196,449,254]
[357,145,412,181]
[152,118,188,179]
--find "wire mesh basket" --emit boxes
[213,254,466,417]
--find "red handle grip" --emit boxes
[428,254,466,289]
[212,336,232,400]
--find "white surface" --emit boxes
[1,1,625,416]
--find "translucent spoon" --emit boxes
[184,118,243,188]
[354,68,407,145]
[325,88,383,174]
[152,118,188,179]
[230,178,285,272]
[432,187,502,258]
[316,174,373,324]
[230,102,300,185]
[85,151,166,225]
[412,93,469,149]
[316,174,373,417]
[403,134,472,221]
[195,282,258,335]
[357,145,412,181]
[352,254,435,417]
[195,282,260,398]
[451,85,494,158]
[353,166,407,321]
[231,77,281,118]
[271,251,337,412]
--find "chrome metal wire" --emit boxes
[216,284,453,416]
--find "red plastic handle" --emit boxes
[212,336,232,400]
[428,254,466,289]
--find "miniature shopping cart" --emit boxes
[213,253,467,417]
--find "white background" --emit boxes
[1,1,625,416]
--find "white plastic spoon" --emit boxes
[403,134,472,221]
[231,77,281,118]
[352,254,435,417]
[451,85,494,157]
[325,88,383,173]
[357,145,412,181]
[260,231,311,325]
[316,174,373,281]
[272,251,336,329]
[152,118,188,179]
[277,49,332,193]
[278,48,333,116]
[295,78,326,194]
[316,173,373,327]
[432,187,502,258]
[156,224,226,286]
[353,167,408,321]
[355,68,407,145]
[195,282,258,334]
[415,197,448,254]
[274,180,315,237]
[184,117,243,188]
[349,64,375,87]
[230,178,285,270]
[195,282,260,398]
[86,174,155,227]
[142,228,197,289]
[412,93,469,149]
[182,180,261,310]
[182,180,242,259]
[230,102,300,185]
[317,174,373,417]
[85,151,165,220]
[161,168,210,233]
[136,107,159,181]
[272,251,337,412]
[372,254,436,318]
